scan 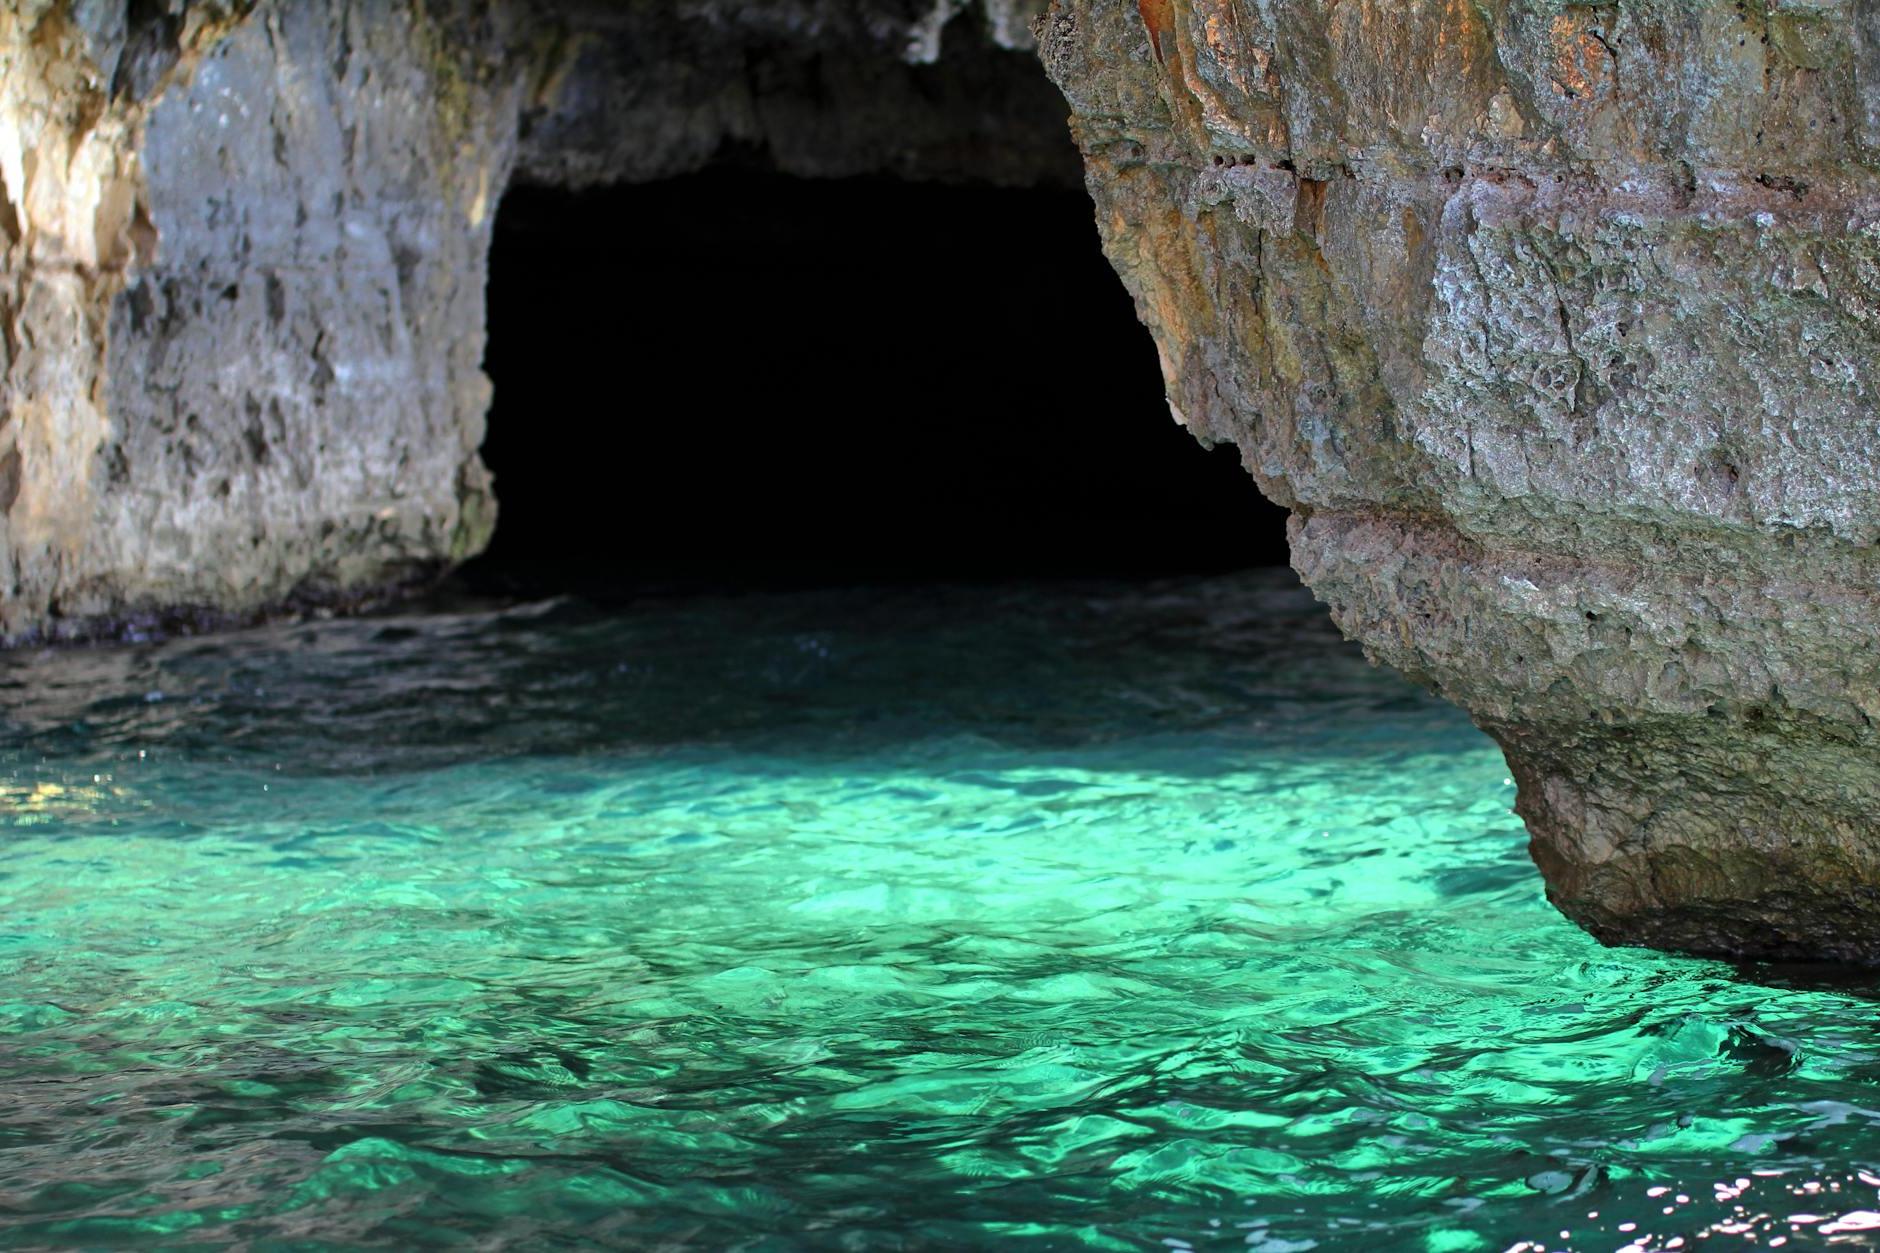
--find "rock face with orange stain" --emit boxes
[0,0,1066,641]
[1042,0,1880,961]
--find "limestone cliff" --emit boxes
[1040,0,1880,961]
[1,0,516,638]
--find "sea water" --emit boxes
[4,571,1880,1250]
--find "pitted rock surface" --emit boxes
[0,0,1066,641]
[1040,0,1880,961]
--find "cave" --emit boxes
[14,1,1880,1242]
[462,169,1287,600]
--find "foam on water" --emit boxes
[4,571,1880,1249]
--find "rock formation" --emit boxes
[0,0,1064,641]
[2,0,512,638]
[1040,0,1880,962]
[8,0,1880,962]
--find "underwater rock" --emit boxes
[1040,0,1880,961]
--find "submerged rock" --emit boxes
[1039,0,1880,961]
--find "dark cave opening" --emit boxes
[458,168,1290,600]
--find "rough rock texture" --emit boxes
[1040,0,1880,961]
[96,0,519,627]
[1,0,517,637]
[0,0,1066,641]
[0,1,255,636]
[510,0,1075,188]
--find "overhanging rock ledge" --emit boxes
[1041,0,1880,962]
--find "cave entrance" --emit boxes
[460,168,1289,600]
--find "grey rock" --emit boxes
[509,0,1076,188]
[0,0,1072,642]
[92,0,516,626]
[0,0,512,638]
[1040,0,1880,961]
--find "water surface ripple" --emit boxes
[4,572,1880,1250]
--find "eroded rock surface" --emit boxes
[510,0,1074,188]
[1041,0,1880,961]
[0,0,1064,641]
[0,0,522,637]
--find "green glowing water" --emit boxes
[6,572,1880,1250]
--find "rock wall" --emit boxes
[0,1,248,638]
[1040,0,1880,961]
[509,0,1074,188]
[94,0,518,632]
[0,0,1065,642]
[0,0,517,639]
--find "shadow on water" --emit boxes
[0,570,1452,779]
[1735,959,1880,1001]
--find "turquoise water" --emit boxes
[5,571,1880,1250]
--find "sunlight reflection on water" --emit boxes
[5,571,1880,1249]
